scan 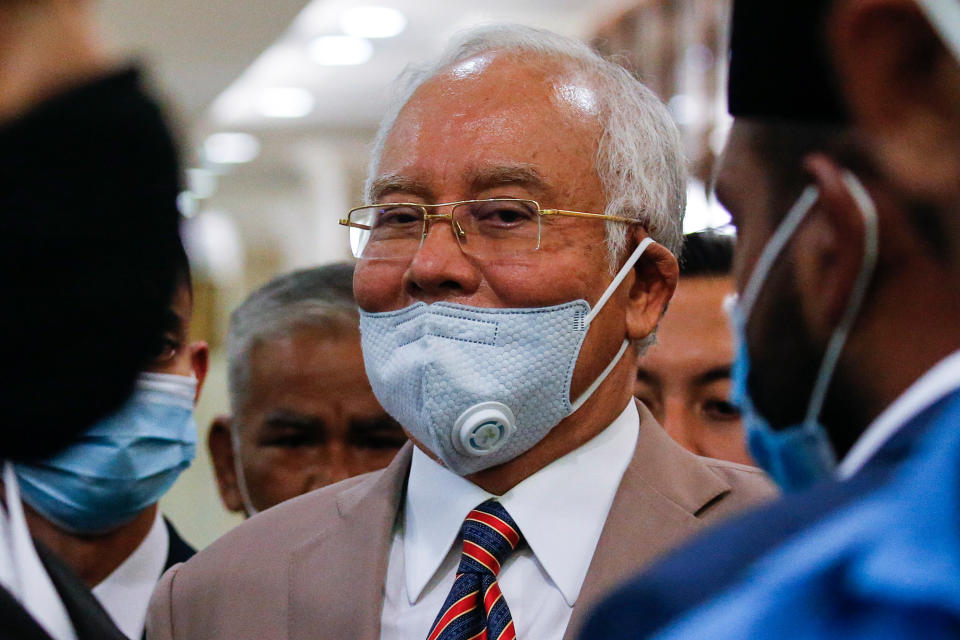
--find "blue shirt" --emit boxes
[651,394,960,640]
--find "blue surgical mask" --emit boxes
[360,238,654,476]
[728,172,879,491]
[15,372,197,534]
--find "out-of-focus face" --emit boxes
[146,279,208,402]
[227,325,406,513]
[635,275,750,464]
[714,123,822,430]
[353,53,640,425]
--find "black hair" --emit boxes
[679,231,734,277]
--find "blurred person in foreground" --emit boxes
[148,24,773,640]
[0,0,185,638]
[635,231,751,465]
[580,1,960,638]
[18,245,208,639]
[207,263,405,517]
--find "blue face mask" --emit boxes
[360,238,654,476]
[729,172,879,492]
[15,372,197,534]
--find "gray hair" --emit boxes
[364,23,687,264]
[226,262,358,414]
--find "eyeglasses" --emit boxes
[339,198,636,260]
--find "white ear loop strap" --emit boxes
[230,426,259,516]
[739,186,820,318]
[584,237,655,324]
[803,171,880,426]
[572,236,656,412]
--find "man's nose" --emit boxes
[402,216,481,301]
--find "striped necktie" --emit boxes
[426,499,524,640]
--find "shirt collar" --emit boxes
[403,401,639,606]
[92,509,169,639]
[839,349,960,478]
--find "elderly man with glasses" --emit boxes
[147,24,773,640]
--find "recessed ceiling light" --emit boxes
[309,35,374,66]
[339,6,407,39]
[203,133,260,164]
[257,87,315,118]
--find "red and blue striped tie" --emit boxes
[426,499,524,640]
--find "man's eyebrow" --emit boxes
[468,165,550,197]
[694,365,732,386]
[263,410,325,430]
[368,175,434,202]
[161,308,183,336]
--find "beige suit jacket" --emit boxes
[148,404,774,640]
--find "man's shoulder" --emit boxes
[578,469,885,639]
[183,468,383,575]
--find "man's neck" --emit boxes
[24,503,158,588]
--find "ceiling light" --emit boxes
[309,35,374,66]
[339,6,407,39]
[257,87,315,118]
[203,133,260,165]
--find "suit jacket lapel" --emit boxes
[0,584,56,640]
[34,543,127,640]
[564,402,732,640]
[287,443,413,640]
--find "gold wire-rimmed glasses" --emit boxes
[338,198,635,260]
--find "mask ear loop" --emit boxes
[571,236,655,413]
[230,426,259,517]
[739,186,820,319]
[802,172,880,429]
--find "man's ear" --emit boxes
[625,232,679,342]
[791,153,875,342]
[207,415,244,514]
[829,0,960,205]
[188,341,209,404]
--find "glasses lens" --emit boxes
[453,199,541,256]
[350,205,424,259]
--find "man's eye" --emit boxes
[150,336,180,365]
[469,201,537,227]
[703,399,741,422]
[375,206,422,227]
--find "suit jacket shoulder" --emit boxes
[563,403,775,639]
[147,445,412,640]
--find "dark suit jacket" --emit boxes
[0,542,127,640]
[577,389,958,640]
[162,518,195,572]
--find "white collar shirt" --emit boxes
[838,349,960,478]
[380,401,639,640]
[0,462,77,640]
[92,509,169,639]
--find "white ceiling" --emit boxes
[98,0,637,133]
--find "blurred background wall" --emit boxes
[98,0,735,549]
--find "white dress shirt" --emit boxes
[0,462,77,640]
[380,401,639,640]
[838,349,960,478]
[92,509,169,639]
